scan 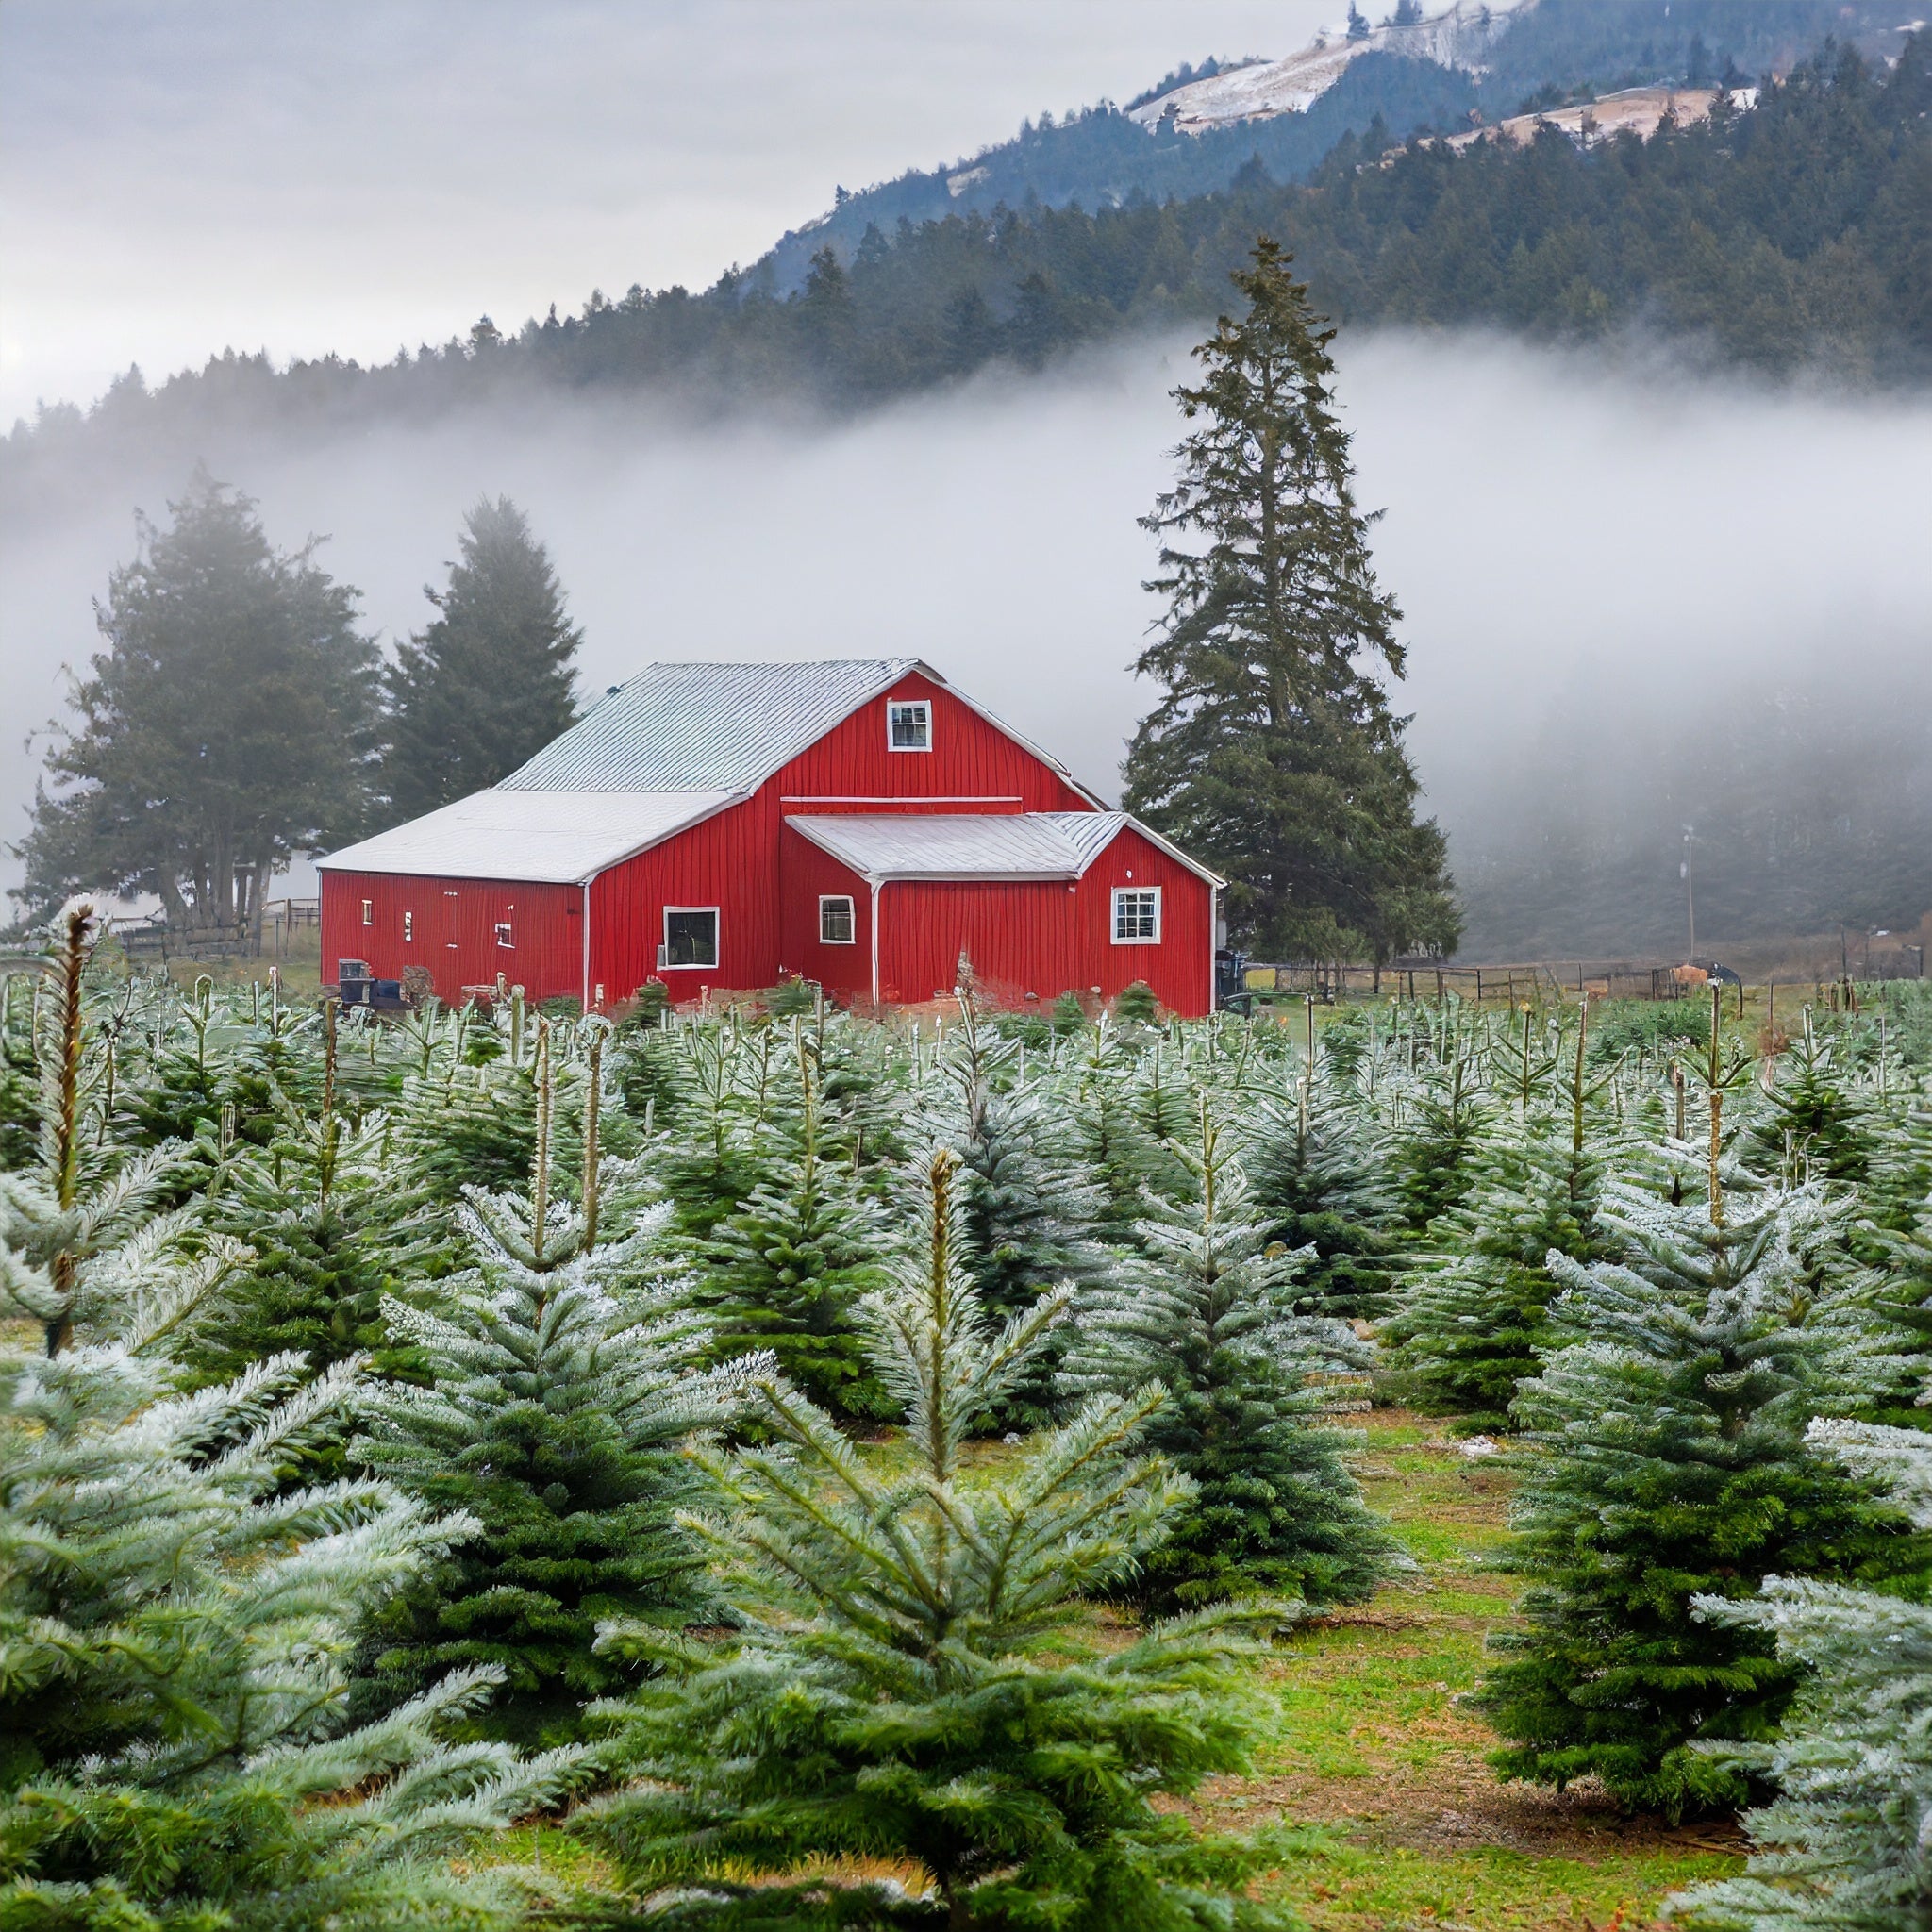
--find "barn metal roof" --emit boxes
[317,790,739,885]
[785,812,1113,881]
[788,811,1225,887]
[498,659,925,792]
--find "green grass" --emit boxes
[1188,1409,1746,1930]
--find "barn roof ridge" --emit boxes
[495,657,1107,808]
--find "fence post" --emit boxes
[1475,968,1482,1002]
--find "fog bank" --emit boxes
[3,332,1928,955]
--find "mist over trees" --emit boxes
[384,496,582,820]
[1124,242,1457,966]
[10,484,583,924]
[14,471,380,934]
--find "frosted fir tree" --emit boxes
[910,992,1102,1320]
[357,1023,746,1739]
[577,1149,1296,1931]
[1476,1176,1927,1817]
[0,904,209,1357]
[1385,1008,1629,1430]
[1064,1099,1399,1613]
[1241,1024,1393,1321]
[1742,1008,1884,1191]
[196,1002,446,1391]
[0,909,575,1929]
[1670,1417,1932,1931]
[1059,1015,1172,1243]
[700,1028,890,1417]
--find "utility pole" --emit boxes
[1681,824,1696,961]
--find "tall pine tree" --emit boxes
[1123,239,1457,966]
[383,496,581,820]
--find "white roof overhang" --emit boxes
[317,790,741,885]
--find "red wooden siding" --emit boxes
[768,671,1094,813]
[872,825,1212,1018]
[776,824,874,1001]
[320,870,582,1002]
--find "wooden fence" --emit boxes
[1241,959,1716,1004]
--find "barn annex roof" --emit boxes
[787,812,1224,887]
[316,790,738,885]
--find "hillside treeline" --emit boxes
[6,33,1926,491]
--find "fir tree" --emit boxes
[1385,1008,1626,1429]
[1671,1417,1932,1931]
[1122,238,1457,966]
[383,496,582,820]
[1242,1033,1391,1321]
[1065,1100,1400,1613]
[1476,1178,1927,1817]
[1061,1017,1169,1244]
[912,994,1101,1322]
[15,470,381,932]
[0,908,575,1928]
[356,1028,741,1740]
[700,1027,891,1417]
[576,1149,1295,1930]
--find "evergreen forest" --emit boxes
[8,28,1928,493]
[7,908,1932,1929]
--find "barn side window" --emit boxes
[819,894,856,944]
[659,907,719,970]
[887,699,930,751]
[360,898,373,926]
[403,910,413,942]
[493,921,514,949]
[1111,887,1161,944]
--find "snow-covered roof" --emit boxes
[787,812,1224,886]
[500,659,924,792]
[317,791,738,884]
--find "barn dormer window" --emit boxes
[888,699,930,751]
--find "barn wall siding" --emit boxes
[871,825,1212,1018]
[320,870,582,1002]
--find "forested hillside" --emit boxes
[758,0,1906,288]
[7,32,1926,492]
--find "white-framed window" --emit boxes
[819,894,856,945]
[493,921,515,949]
[361,898,373,925]
[403,910,413,942]
[658,906,719,970]
[888,698,931,751]
[1111,887,1162,944]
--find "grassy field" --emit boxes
[1208,1408,1745,1930]
[496,1407,1744,1930]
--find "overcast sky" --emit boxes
[0,0,1343,421]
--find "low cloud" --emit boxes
[4,330,1927,955]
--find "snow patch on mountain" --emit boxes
[1128,0,1533,134]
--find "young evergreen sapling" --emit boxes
[578,1148,1295,1929]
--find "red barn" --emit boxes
[319,659,1223,1015]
